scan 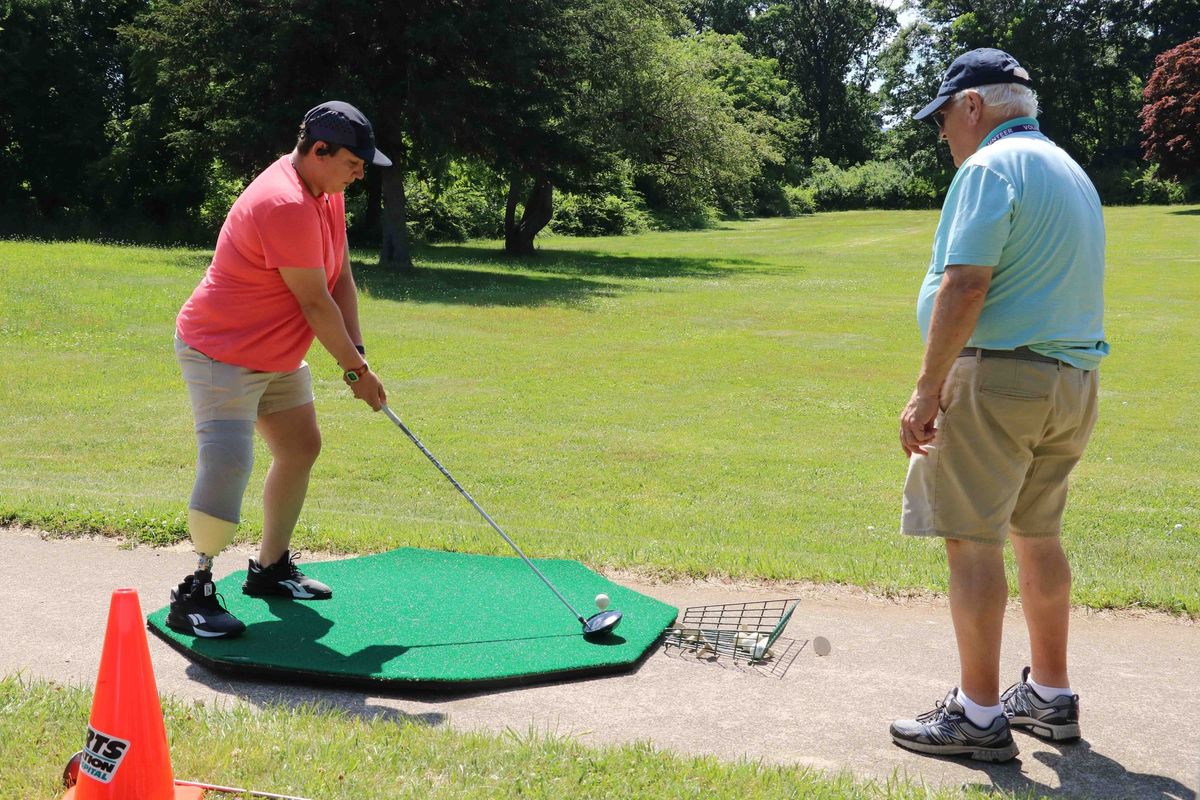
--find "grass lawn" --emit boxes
[0,206,1197,613]
[0,676,1041,800]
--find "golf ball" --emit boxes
[595,593,610,610]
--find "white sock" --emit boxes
[956,689,1004,728]
[1028,675,1073,700]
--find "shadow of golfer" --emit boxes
[957,738,1196,800]
[240,597,410,679]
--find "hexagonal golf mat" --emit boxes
[147,548,677,691]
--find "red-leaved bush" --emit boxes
[1140,37,1200,181]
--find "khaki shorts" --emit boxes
[175,335,314,424]
[902,353,1099,546]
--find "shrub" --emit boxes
[1089,160,1195,205]
[799,158,936,211]
[649,204,721,230]
[551,192,652,236]
[781,184,816,215]
[405,174,505,243]
[196,158,247,233]
[1133,164,1191,204]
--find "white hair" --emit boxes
[954,83,1039,118]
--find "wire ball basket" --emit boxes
[661,598,807,678]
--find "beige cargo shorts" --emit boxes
[902,352,1099,545]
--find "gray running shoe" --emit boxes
[891,690,1019,762]
[1002,666,1081,741]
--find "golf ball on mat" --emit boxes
[595,593,609,610]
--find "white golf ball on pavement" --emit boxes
[595,593,610,610]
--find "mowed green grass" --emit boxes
[1,206,1197,613]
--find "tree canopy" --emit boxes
[3,0,1198,255]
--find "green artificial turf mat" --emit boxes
[147,548,677,690]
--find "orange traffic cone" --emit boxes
[62,588,204,800]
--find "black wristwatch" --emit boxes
[355,344,366,356]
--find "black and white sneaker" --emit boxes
[242,550,332,600]
[891,690,1020,762]
[1002,666,1081,741]
[165,572,246,639]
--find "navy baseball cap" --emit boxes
[913,48,1033,126]
[301,101,392,167]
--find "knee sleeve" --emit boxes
[189,419,255,524]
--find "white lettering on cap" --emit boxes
[1013,66,1030,80]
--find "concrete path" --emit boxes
[3,527,1197,799]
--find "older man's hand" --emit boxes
[900,389,940,457]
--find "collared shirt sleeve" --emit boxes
[941,164,1016,269]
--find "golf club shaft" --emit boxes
[176,780,313,800]
[381,405,586,623]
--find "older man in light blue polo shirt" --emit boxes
[889,48,1108,763]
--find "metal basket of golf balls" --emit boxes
[661,598,806,678]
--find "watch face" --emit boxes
[345,370,359,383]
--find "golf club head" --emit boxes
[583,609,623,639]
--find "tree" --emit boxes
[746,0,896,165]
[879,0,1200,182]
[401,2,772,253]
[122,0,740,258]
[0,0,146,228]
[622,33,776,218]
[1140,37,1200,182]
[875,18,953,189]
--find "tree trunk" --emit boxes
[379,168,413,270]
[364,168,382,238]
[504,176,522,254]
[504,174,554,256]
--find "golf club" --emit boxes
[380,404,622,639]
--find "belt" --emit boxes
[959,346,1066,366]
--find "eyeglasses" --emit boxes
[933,99,958,132]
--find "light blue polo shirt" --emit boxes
[916,118,1109,369]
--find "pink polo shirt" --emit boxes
[176,155,346,372]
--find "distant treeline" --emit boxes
[1,0,1197,262]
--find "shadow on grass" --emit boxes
[167,242,766,308]
[354,243,766,307]
[355,261,621,308]
[1167,207,1200,216]
[414,243,761,279]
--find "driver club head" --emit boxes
[582,609,623,639]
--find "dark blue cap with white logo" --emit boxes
[301,101,392,167]
[913,48,1033,126]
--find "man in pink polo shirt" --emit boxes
[168,101,391,639]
